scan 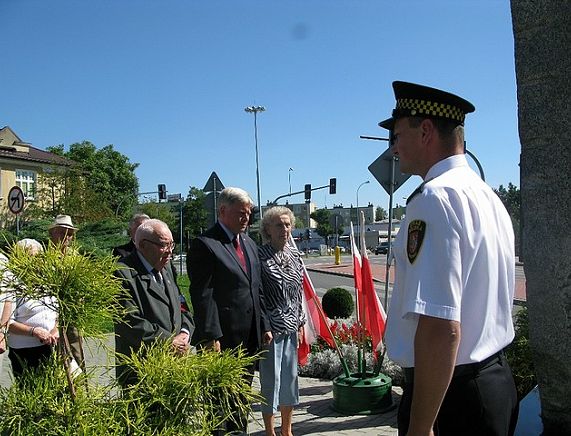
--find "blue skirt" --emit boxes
[259,331,300,414]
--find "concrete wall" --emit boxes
[511,0,571,432]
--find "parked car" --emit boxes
[374,241,390,255]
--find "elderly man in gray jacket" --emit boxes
[114,219,194,387]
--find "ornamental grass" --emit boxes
[0,342,261,435]
[4,241,125,335]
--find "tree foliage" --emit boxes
[375,206,387,221]
[310,209,333,240]
[47,141,139,219]
[138,201,177,232]
[493,182,521,255]
[183,187,208,240]
[494,183,521,223]
[26,165,112,223]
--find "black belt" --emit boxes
[403,351,504,384]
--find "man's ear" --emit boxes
[218,204,226,217]
[420,118,436,145]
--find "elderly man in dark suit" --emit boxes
[115,218,194,387]
[188,187,271,434]
[114,213,179,283]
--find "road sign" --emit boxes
[203,172,225,193]
[8,185,25,214]
[167,193,182,202]
[368,148,411,195]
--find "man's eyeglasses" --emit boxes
[143,239,175,251]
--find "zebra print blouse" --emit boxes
[259,243,305,334]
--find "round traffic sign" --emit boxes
[8,185,25,214]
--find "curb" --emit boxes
[306,266,385,284]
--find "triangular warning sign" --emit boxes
[203,172,225,193]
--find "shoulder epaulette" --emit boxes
[406,177,439,205]
[406,182,426,205]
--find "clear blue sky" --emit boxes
[1,0,519,214]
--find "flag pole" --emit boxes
[359,212,369,375]
[350,222,365,377]
[290,235,351,378]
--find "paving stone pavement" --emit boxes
[248,375,400,435]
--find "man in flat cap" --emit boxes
[380,82,518,435]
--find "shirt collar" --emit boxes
[218,221,239,241]
[424,154,469,181]
[136,250,155,274]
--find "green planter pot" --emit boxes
[332,372,393,415]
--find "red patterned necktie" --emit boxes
[233,235,247,271]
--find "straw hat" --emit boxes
[48,214,78,231]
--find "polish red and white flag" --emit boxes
[290,238,336,366]
[350,220,387,358]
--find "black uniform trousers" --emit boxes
[398,352,519,436]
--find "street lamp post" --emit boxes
[288,167,294,195]
[244,105,266,219]
[356,180,370,249]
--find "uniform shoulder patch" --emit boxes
[407,220,426,263]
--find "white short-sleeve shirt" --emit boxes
[385,155,515,367]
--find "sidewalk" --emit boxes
[248,375,400,435]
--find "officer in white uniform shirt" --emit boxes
[379,81,518,436]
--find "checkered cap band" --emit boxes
[396,98,465,123]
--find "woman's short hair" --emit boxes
[218,187,254,210]
[16,238,44,255]
[260,206,296,243]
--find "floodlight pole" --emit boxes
[245,105,266,219]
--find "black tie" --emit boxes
[151,268,163,287]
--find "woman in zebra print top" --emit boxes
[258,206,305,436]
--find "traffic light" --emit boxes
[249,206,260,226]
[304,184,311,200]
[329,177,337,195]
[158,184,167,200]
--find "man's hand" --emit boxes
[204,339,221,352]
[262,331,273,346]
[172,332,190,355]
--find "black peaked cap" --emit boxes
[379,81,475,130]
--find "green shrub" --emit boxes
[1,218,129,259]
[0,343,260,435]
[505,305,536,400]
[322,287,354,319]
[0,357,124,436]
[76,219,128,258]
[120,342,261,434]
[5,241,125,336]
